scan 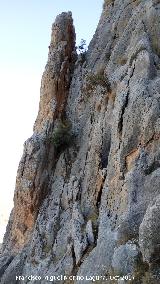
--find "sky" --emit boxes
[0,0,103,242]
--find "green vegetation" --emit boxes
[117,57,127,66]
[42,244,52,254]
[103,0,114,9]
[77,39,87,63]
[77,39,87,54]
[52,120,72,151]
[85,72,111,93]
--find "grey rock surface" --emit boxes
[0,254,14,278]
[112,242,140,275]
[0,250,27,284]
[139,194,160,264]
[1,1,160,283]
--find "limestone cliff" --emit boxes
[1,1,160,283]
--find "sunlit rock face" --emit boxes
[2,12,76,254]
[1,1,160,283]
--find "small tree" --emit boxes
[52,120,72,151]
[77,39,87,54]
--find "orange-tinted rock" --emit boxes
[2,12,76,253]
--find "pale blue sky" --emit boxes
[0,0,103,71]
[0,0,103,241]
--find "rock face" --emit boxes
[2,11,76,255]
[1,1,160,283]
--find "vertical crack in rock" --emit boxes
[118,61,136,147]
